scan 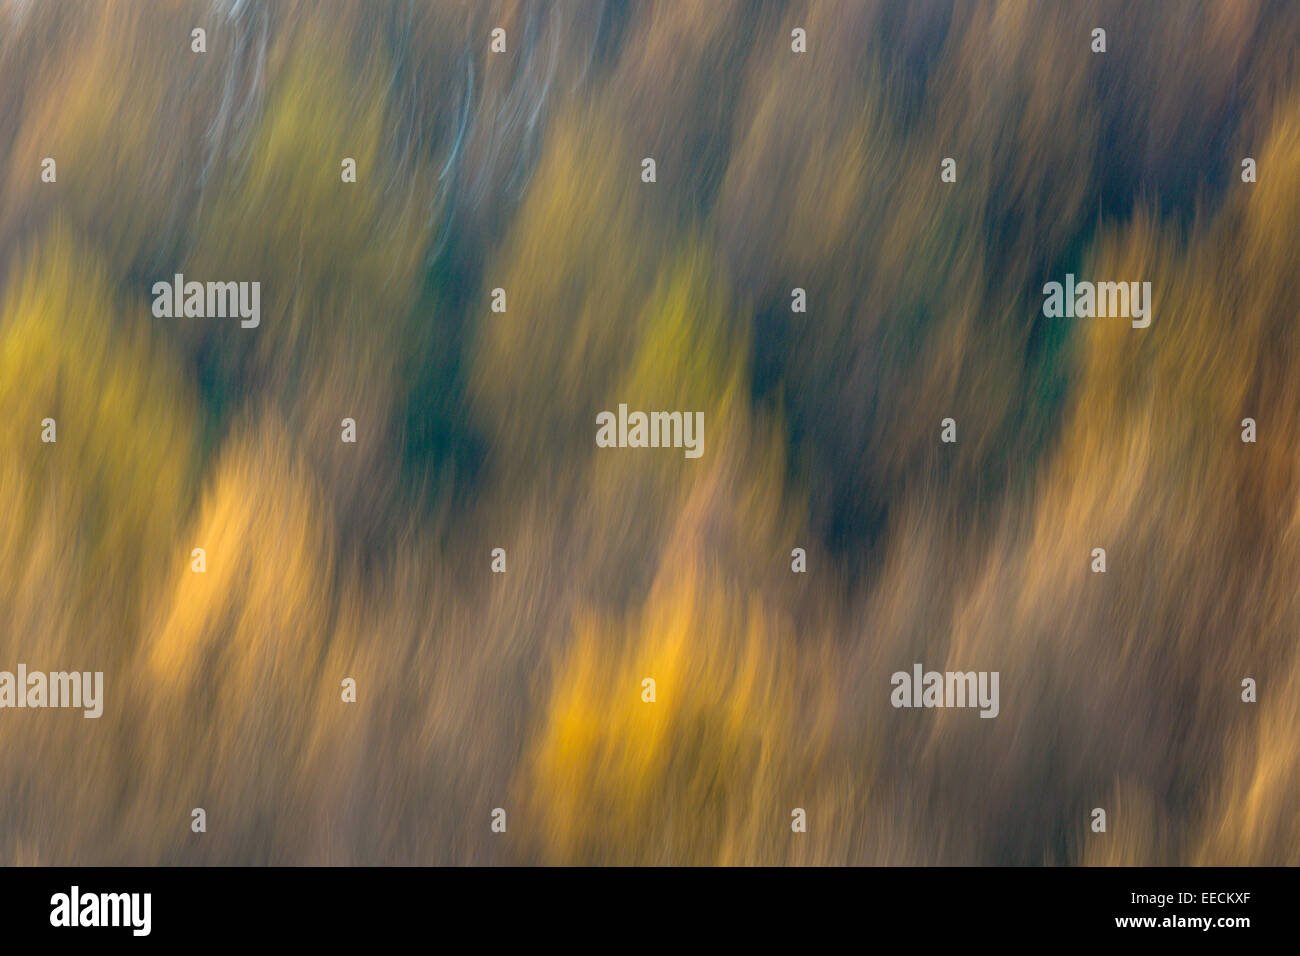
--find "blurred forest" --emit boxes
[0,0,1297,864]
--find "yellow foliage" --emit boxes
[147,415,334,693]
[524,561,826,865]
[0,228,197,648]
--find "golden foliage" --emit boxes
[0,0,1298,866]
